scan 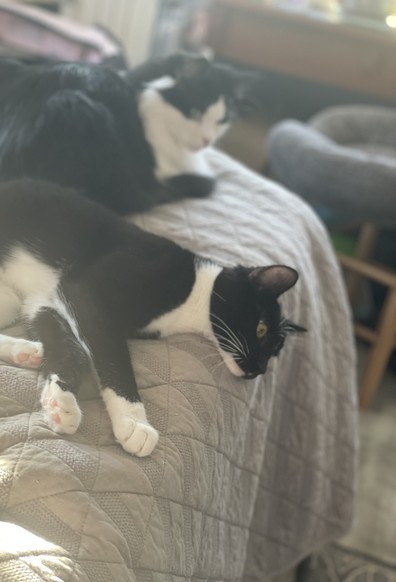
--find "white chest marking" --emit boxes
[144,264,222,339]
[138,78,225,180]
[143,263,245,377]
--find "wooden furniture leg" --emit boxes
[346,223,378,302]
[359,288,396,409]
[338,251,396,409]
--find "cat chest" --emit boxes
[142,265,221,339]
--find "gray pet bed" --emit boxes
[267,105,396,227]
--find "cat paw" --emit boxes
[114,415,159,457]
[101,389,159,456]
[5,338,43,369]
[41,374,82,435]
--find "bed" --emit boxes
[0,149,358,581]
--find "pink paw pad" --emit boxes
[50,398,58,409]
[16,352,43,368]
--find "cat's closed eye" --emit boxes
[217,114,230,125]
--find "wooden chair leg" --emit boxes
[347,223,378,303]
[359,288,396,409]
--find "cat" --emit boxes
[0,179,305,456]
[0,53,258,215]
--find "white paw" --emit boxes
[40,374,82,435]
[114,415,159,457]
[0,337,43,369]
[101,388,159,456]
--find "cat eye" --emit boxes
[218,114,230,125]
[190,108,202,121]
[256,321,268,339]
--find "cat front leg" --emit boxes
[101,387,159,457]
[86,332,159,457]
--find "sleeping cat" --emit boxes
[0,179,305,456]
[0,53,257,214]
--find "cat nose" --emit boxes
[244,371,259,380]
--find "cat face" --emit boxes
[152,54,258,152]
[210,265,306,379]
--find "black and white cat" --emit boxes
[0,53,257,214]
[0,180,305,456]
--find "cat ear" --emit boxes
[248,266,299,298]
[231,71,261,115]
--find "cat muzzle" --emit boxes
[244,361,268,380]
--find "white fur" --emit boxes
[138,77,228,180]
[0,284,21,328]
[144,263,221,338]
[0,247,90,359]
[0,246,59,328]
[0,246,88,430]
[0,334,43,368]
[144,262,244,377]
[101,388,159,456]
[40,374,82,434]
[1,247,59,300]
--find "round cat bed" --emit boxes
[266,105,396,227]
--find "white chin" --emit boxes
[218,348,245,377]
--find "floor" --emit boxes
[340,341,396,567]
[218,114,396,581]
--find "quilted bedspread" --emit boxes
[0,150,358,581]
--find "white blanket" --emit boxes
[0,150,358,581]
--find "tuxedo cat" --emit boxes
[0,180,305,456]
[0,53,257,214]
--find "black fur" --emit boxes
[0,179,304,405]
[0,54,257,214]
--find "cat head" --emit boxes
[141,53,259,152]
[210,265,306,379]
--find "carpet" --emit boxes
[298,344,396,582]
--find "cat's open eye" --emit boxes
[256,321,268,339]
[190,108,202,121]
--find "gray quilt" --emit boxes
[0,150,358,581]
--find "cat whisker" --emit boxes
[218,345,240,361]
[214,334,244,360]
[211,314,247,357]
[195,352,223,364]
[210,358,228,374]
[241,334,249,356]
[213,290,227,303]
[215,333,244,357]
[216,338,241,356]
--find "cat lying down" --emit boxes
[0,180,305,456]
[0,52,258,214]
